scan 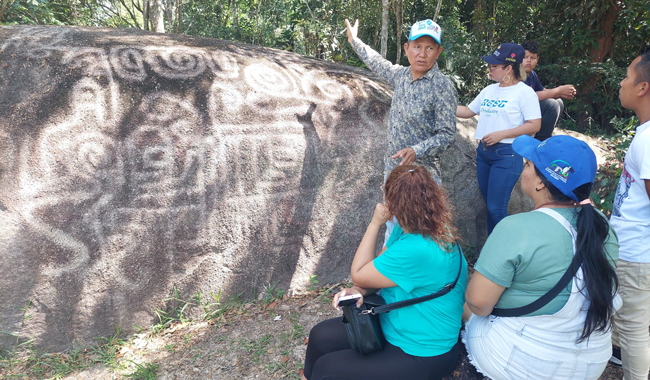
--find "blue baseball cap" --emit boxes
[408,19,441,44]
[482,43,525,65]
[512,135,597,202]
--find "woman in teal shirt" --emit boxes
[302,165,468,380]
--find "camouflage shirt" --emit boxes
[351,38,457,179]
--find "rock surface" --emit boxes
[0,25,609,352]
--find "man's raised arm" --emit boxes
[345,19,401,86]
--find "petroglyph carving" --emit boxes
[209,51,241,79]
[244,62,299,98]
[63,49,113,77]
[0,26,70,57]
[0,25,393,351]
[144,47,208,79]
[110,47,147,81]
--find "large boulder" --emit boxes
[0,25,608,352]
[0,25,393,351]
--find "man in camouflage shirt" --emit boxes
[345,18,457,180]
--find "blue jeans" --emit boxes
[476,142,523,234]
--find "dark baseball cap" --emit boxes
[482,43,525,65]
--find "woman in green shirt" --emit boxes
[463,135,619,380]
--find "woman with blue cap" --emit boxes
[462,135,620,379]
[457,43,542,234]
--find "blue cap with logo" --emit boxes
[512,135,597,202]
[408,19,441,45]
[482,43,525,65]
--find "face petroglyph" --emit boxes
[0,25,390,350]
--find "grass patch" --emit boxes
[124,360,159,379]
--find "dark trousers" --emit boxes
[303,318,460,380]
[535,98,564,141]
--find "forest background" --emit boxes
[2,0,650,212]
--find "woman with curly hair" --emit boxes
[302,165,468,380]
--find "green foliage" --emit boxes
[591,115,636,216]
[91,327,126,370]
[2,0,648,146]
[124,360,159,379]
[262,281,286,304]
[1,0,103,26]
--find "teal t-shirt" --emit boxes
[475,208,619,316]
[374,224,468,357]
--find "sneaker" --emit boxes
[610,345,622,367]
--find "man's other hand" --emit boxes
[557,84,576,100]
[345,19,359,44]
[392,147,416,166]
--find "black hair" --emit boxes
[634,45,650,85]
[522,40,540,55]
[535,167,618,342]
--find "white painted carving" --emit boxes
[110,47,147,81]
[144,47,207,79]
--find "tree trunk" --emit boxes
[143,0,150,31]
[487,0,496,45]
[231,0,239,36]
[433,0,442,21]
[164,0,174,29]
[471,0,485,35]
[0,0,11,22]
[589,1,622,62]
[177,0,182,33]
[392,0,403,64]
[150,0,165,32]
[380,0,390,58]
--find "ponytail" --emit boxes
[536,168,618,342]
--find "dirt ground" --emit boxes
[1,281,628,380]
[47,284,626,380]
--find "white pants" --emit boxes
[463,314,612,380]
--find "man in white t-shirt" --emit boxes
[610,46,650,380]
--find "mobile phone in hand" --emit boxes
[337,294,361,307]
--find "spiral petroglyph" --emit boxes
[110,47,147,81]
[244,62,298,98]
[145,47,207,79]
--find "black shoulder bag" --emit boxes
[341,245,463,355]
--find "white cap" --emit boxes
[408,19,441,44]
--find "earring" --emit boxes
[504,74,511,84]
[535,187,540,192]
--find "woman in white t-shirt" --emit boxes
[456,43,541,234]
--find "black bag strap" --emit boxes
[364,243,463,315]
[491,208,581,317]
[491,260,581,317]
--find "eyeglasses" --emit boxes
[488,65,506,71]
